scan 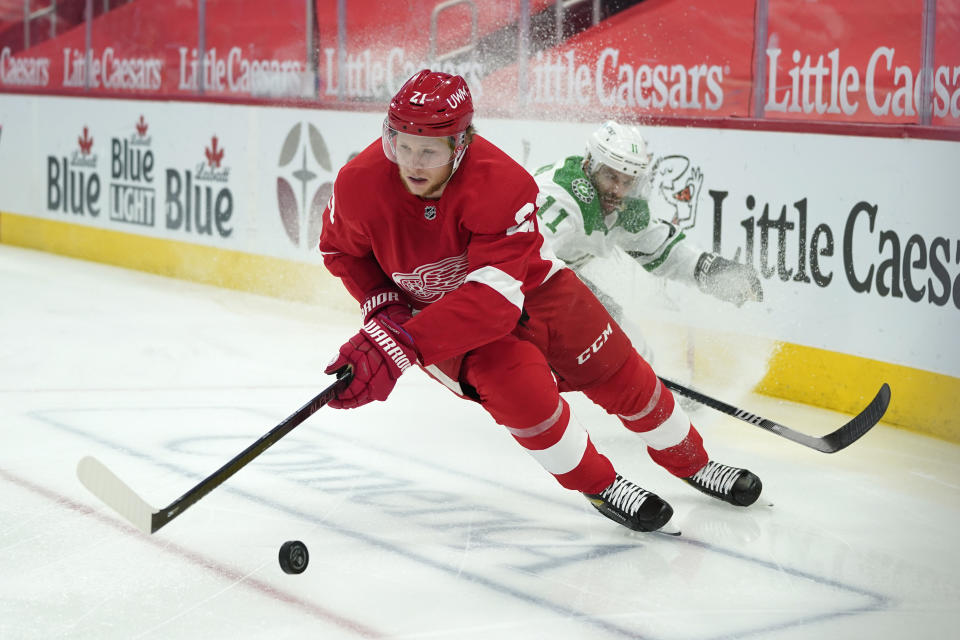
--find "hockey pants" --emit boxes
[424,269,708,494]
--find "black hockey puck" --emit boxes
[278,540,309,574]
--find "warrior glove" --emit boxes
[694,253,763,307]
[360,287,413,325]
[325,289,417,409]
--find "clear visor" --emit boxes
[588,162,647,204]
[382,120,464,169]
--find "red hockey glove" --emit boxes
[324,312,418,409]
[360,287,413,325]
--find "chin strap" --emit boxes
[449,131,469,176]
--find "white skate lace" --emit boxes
[601,477,649,515]
[690,461,741,495]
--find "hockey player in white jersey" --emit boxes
[534,121,763,361]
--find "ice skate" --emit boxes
[584,474,673,532]
[684,460,761,506]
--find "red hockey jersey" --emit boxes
[319,135,565,365]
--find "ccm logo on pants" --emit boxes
[577,323,613,365]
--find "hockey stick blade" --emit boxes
[77,456,157,534]
[660,378,891,454]
[76,371,352,534]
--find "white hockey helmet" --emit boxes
[584,120,652,180]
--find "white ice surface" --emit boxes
[1,244,958,640]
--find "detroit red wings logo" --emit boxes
[392,253,469,303]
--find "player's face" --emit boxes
[592,165,639,213]
[394,133,455,198]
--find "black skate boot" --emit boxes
[584,475,674,532]
[684,460,762,507]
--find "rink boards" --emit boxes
[0,93,957,441]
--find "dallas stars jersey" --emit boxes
[534,155,701,285]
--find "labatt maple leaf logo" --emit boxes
[205,135,224,168]
[135,115,148,137]
[78,126,94,155]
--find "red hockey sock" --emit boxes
[583,351,708,478]
[462,336,616,492]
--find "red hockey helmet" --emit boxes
[387,69,474,136]
[383,70,474,170]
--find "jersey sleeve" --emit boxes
[534,159,609,267]
[615,217,703,286]
[535,178,593,267]
[403,187,546,365]
[318,175,394,305]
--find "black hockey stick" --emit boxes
[659,377,891,453]
[77,370,353,534]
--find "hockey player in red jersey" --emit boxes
[319,69,762,533]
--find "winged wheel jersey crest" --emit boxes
[392,252,469,303]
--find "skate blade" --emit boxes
[657,521,682,536]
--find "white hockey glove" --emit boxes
[694,253,763,307]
